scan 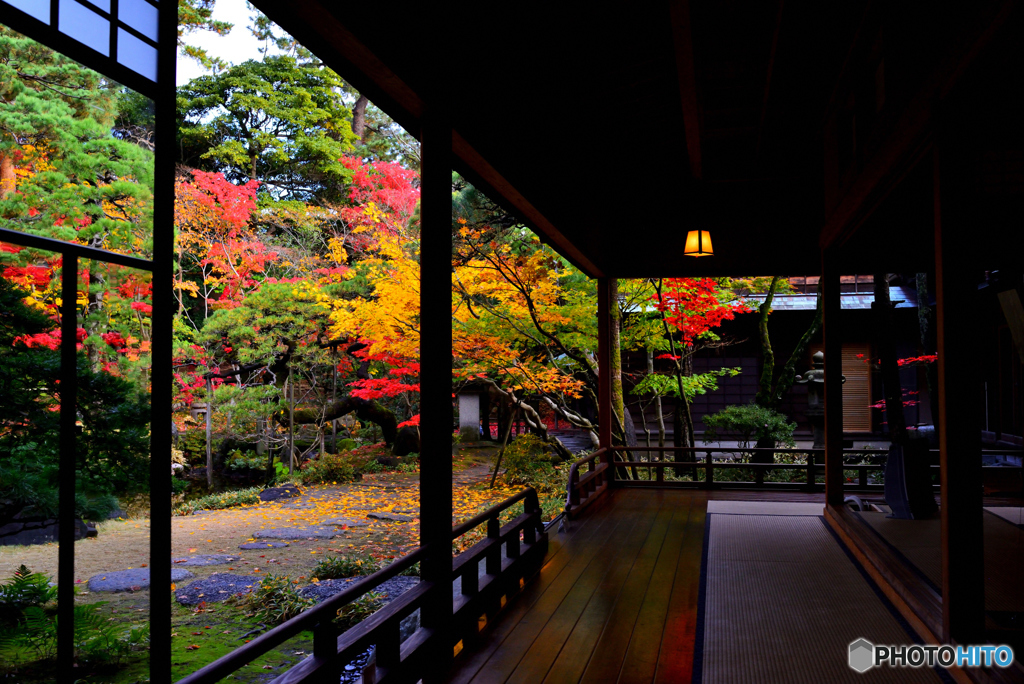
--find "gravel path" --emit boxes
[297,575,418,603]
[174,573,260,605]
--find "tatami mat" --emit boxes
[706,500,824,516]
[701,513,942,683]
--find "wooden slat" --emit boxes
[445,490,632,684]
[444,490,709,684]
[508,494,663,683]
[467,496,651,684]
[841,344,872,432]
[616,495,697,684]
[653,492,707,684]
[576,497,679,684]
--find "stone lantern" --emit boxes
[795,351,844,449]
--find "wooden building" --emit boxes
[4,0,1024,682]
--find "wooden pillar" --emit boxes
[149,6,178,677]
[418,105,453,675]
[822,250,844,507]
[597,278,613,476]
[934,145,984,644]
[56,254,78,684]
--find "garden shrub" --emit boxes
[498,434,567,494]
[334,591,384,631]
[241,573,314,625]
[312,554,379,580]
[172,486,263,516]
[298,452,358,485]
[701,403,796,448]
[225,449,266,471]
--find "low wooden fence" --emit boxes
[564,447,610,519]
[603,446,1023,493]
[177,488,546,684]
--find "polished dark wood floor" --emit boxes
[445,489,707,684]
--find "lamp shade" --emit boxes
[683,230,713,257]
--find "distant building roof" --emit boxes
[746,285,918,311]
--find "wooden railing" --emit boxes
[564,447,610,519]
[606,446,1024,493]
[176,488,547,684]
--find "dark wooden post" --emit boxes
[823,251,845,507]
[56,254,78,683]
[418,106,454,676]
[598,277,613,478]
[933,145,984,644]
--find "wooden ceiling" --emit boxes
[252,1,872,277]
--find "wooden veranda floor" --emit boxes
[445,488,706,684]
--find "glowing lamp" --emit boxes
[684,230,713,257]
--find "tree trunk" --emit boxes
[288,395,399,445]
[608,279,637,479]
[874,273,907,443]
[647,351,666,448]
[916,272,940,429]
[755,275,780,408]
[0,154,15,199]
[352,95,368,141]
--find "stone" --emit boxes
[239,541,289,549]
[172,554,240,567]
[367,512,416,523]
[392,426,419,457]
[253,526,337,540]
[321,518,369,528]
[258,485,302,502]
[88,568,194,592]
[0,517,93,546]
[175,573,259,605]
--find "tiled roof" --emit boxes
[746,286,918,311]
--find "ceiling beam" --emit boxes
[670,0,702,181]
[253,1,424,134]
[819,0,1019,251]
[754,0,786,162]
[452,131,605,278]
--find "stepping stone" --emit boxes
[172,554,240,567]
[253,526,337,540]
[321,518,369,528]
[88,568,194,592]
[175,573,259,605]
[239,541,289,549]
[258,485,302,502]
[367,512,416,523]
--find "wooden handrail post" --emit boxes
[806,451,815,490]
[313,622,340,679]
[375,621,401,673]
[486,518,501,576]
[705,450,713,488]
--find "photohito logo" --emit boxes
[848,639,1015,671]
